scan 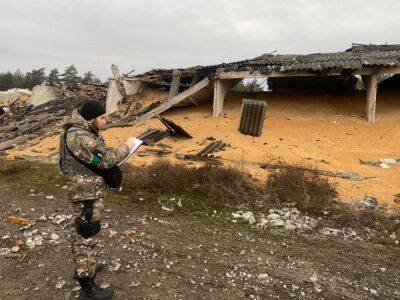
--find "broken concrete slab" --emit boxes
[0,88,31,105]
[106,79,143,114]
[30,85,59,106]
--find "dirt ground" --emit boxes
[0,162,399,300]
[6,89,400,206]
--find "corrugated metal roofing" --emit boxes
[130,44,400,85]
[237,48,400,72]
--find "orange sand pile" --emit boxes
[6,89,400,205]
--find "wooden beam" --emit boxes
[213,79,241,117]
[362,74,378,123]
[134,77,210,124]
[168,70,182,99]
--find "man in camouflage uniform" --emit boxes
[59,100,135,300]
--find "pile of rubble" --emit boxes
[0,82,107,153]
[231,207,317,231]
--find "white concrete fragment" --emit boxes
[241,211,256,224]
[50,233,59,240]
[11,246,20,253]
[25,237,36,248]
[30,85,59,106]
[270,219,285,227]
[319,227,340,236]
[108,229,117,238]
[267,213,281,221]
[257,273,269,280]
[55,280,65,289]
[106,79,142,114]
[379,158,398,165]
[231,212,242,219]
[380,162,390,169]
[284,223,297,231]
[162,205,174,212]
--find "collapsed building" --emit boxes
[1,43,400,154]
[107,43,400,124]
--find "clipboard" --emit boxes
[117,138,143,166]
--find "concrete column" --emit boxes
[362,74,378,123]
[213,79,241,117]
[169,70,182,99]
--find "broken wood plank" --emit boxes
[7,215,36,225]
[0,136,31,151]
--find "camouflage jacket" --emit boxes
[59,110,129,201]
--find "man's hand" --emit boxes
[125,137,136,150]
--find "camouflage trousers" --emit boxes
[70,198,104,278]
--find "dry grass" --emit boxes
[0,159,61,191]
[0,159,36,177]
[121,160,267,210]
[265,163,339,215]
[121,160,399,231]
[121,160,340,215]
[1,158,397,231]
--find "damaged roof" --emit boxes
[129,44,400,86]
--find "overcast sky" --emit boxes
[0,0,399,80]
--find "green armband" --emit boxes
[90,155,101,166]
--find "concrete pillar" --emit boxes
[362,74,378,123]
[213,79,241,117]
[169,70,182,99]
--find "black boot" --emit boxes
[74,262,106,279]
[78,276,114,300]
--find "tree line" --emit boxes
[0,65,102,91]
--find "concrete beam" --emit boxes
[217,66,400,80]
[134,77,211,125]
[213,79,241,117]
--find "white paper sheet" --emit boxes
[117,138,143,166]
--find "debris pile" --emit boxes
[231,208,317,231]
[360,157,400,169]
[198,140,228,157]
[136,115,193,147]
[0,82,107,153]
[137,128,170,146]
